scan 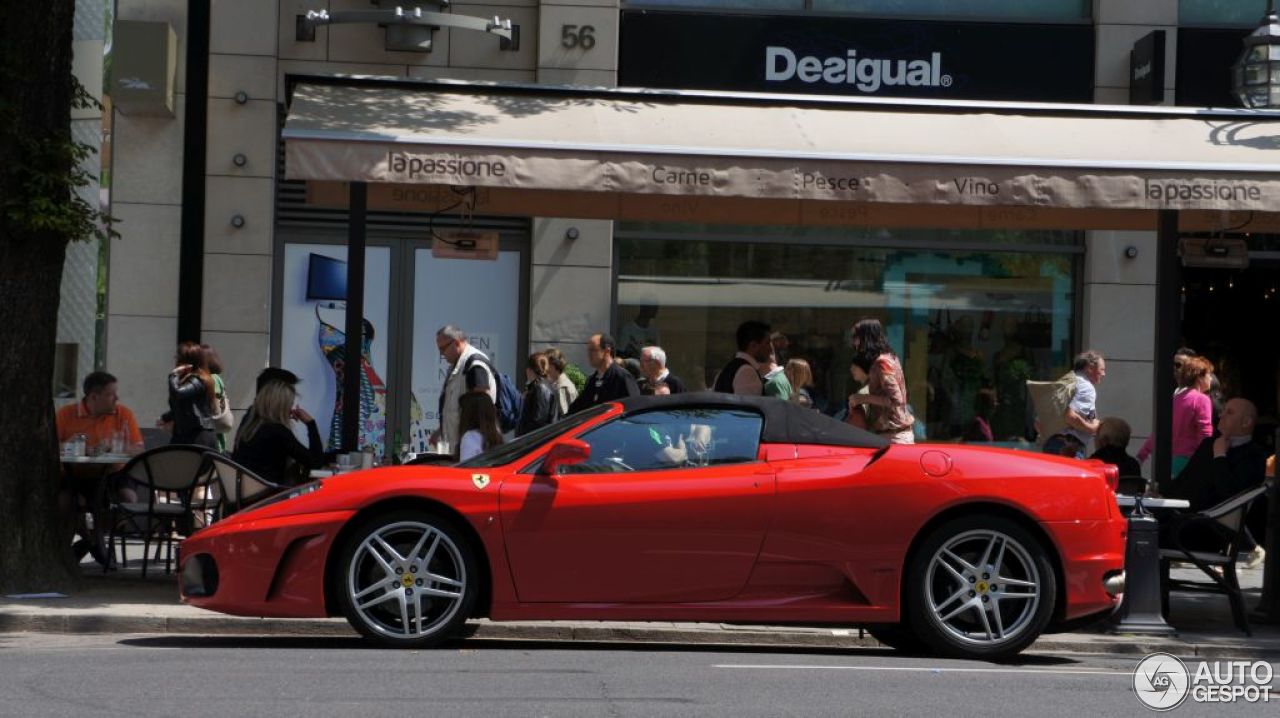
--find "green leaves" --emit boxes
[1,77,117,244]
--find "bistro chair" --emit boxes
[105,444,212,577]
[1158,481,1271,636]
[206,454,289,519]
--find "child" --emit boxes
[458,393,504,462]
[1089,417,1142,481]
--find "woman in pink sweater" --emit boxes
[1138,356,1214,477]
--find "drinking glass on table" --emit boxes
[336,452,357,472]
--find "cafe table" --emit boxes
[60,453,134,568]
[1114,495,1191,511]
[1109,494,1191,633]
[61,453,134,466]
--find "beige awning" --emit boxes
[284,80,1280,212]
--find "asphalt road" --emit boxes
[0,634,1274,717]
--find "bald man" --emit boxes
[1161,397,1267,512]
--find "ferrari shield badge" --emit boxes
[471,473,490,490]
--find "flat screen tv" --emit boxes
[306,253,347,301]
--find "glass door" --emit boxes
[404,238,527,453]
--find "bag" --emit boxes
[465,354,523,433]
[1026,372,1077,446]
[210,380,234,434]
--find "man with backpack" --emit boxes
[569,333,640,413]
[433,325,506,454]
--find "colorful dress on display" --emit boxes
[409,392,432,454]
[318,316,386,452]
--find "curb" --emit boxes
[3,612,1280,659]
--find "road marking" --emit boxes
[715,664,1129,677]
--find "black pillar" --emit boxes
[1153,210,1181,488]
[177,0,210,343]
[1253,428,1279,623]
[341,182,368,453]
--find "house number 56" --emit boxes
[561,25,596,50]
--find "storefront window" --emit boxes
[628,0,804,9]
[623,0,1089,20]
[809,0,1089,20]
[1180,0,1268,26]
[615,226,1081,445]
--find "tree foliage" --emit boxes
[1,79,115,244]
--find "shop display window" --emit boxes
[809,0,1088,20]
[623,0,1089,21]
[1179,0,1269,27]
[615,225,1081,445]
[626,0,804,9]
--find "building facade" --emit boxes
[65,0,1278,464]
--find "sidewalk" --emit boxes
[3,560,1278,660]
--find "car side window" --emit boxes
[560,408,763,475]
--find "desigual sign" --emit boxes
[764,48,949,92]
[619,11,1094,102]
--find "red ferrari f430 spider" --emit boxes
[180,394,1126,659]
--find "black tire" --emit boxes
[904,515,1056,660]
[335,510,478,648]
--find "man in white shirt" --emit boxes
[433,325,496,451]
[1043,350,1105,459]
[639,345,685,394]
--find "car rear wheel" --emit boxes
[335,510,477,648]
[904,515,1055,660]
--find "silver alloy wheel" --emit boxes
[924,528,1041,646]
[346,520,467,639]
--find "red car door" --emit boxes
[499,407,774,603]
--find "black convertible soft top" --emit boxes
[615,393,889,449]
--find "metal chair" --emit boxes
[206,454,289,519]
[1159,482,1271,635]
[105,444,212,577]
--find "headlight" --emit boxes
[249,480,324,510]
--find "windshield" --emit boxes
[456,405,612,469]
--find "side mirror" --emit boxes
[541,438,590,476]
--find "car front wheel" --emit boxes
[904,515,1056,660]
[335,510,477,648]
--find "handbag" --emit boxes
[211,383,234,433]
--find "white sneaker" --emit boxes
[1242,546,1266,570]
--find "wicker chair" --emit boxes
[206,454,290,519]
[106,444,212,577]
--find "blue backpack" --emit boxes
[464,354,523,433]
